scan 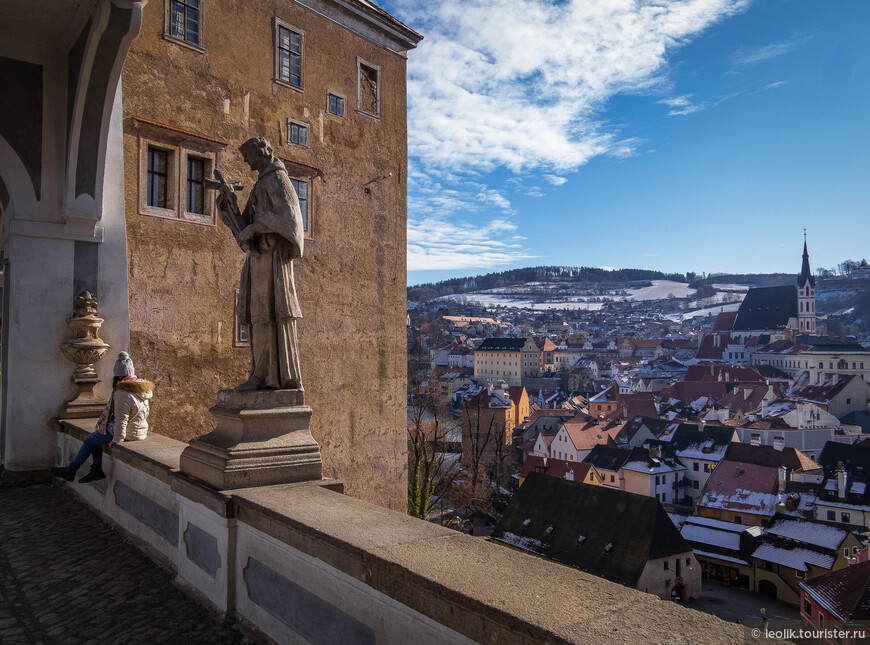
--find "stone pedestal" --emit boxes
[179,389,322,489]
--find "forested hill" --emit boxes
[407,266,687,302]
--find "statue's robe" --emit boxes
[235,158,304,389]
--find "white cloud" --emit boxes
[766,80,787,89]
[734,35,813,67]
[408,217,534,271]
[391,0,749,174]
[545,175,568,186]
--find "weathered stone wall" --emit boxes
[121,0,411,509]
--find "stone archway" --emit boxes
[758,579,778,599]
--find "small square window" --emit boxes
[692,480,699,490]
[842,512,851,523]
[276,23,303,88]
[288,120,308,148]
[827,510,836,521]
[167,0,202,48]
[327,92,345,117]
[693,463,699,471]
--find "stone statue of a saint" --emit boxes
[215,137,303,391]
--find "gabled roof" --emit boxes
[531,336,558,352]
[660,381,728,404]
[668,424,736,461]
[732,285,797,331]
[800,561,870,623]
[697,460,780,516]
[493,473,691,588]
[723,443,821,472]
[582,445,633,471]
[765,517,849,551]
[476,338,529,352]
[684,364,766,383]
[712,311,738,332]
[789,374,860,405]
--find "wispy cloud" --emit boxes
[407,217,534,271]
[657,91,741,117]
[766,80,787,89]
[734,35,813,67]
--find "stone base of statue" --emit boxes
[179,388,322,489]
[59,383,109,419]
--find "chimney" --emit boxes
[838,467,848,500]
[778,466,787,494]
[649,444,661,460]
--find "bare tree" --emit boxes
[407,351,460,520]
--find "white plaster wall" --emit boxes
[1,84,129,471]
[94,85,131,397]
[3,236,75,469]
[235,523,476,645]
[635,553,701,601]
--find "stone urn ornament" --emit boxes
[59,291,110,418]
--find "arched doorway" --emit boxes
[758,579,778,598]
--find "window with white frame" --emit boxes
[275,20,303,89]
[357,58,380,118]
[287,120,309,148]
[138,130,218,225]
[327,91,345,117]
[166,0,203,49]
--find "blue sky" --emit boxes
[380,0,870,286]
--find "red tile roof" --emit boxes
[712,311,738,332]
[801,560,870,623]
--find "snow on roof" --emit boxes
[699,489,780,516]
[622,459,685,475]
[497,531,545,552]
[681,524,742,551]
[852,482,867,495]
[692,549,752,567]
[766,519,848,550]
[682,516,751,532]
[667,513,689,530]
[676,445,728,461]
[751,543,835,572]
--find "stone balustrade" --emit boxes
[55,420,743,644]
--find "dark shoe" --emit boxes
[50,466,76,482]
[79,466,106,484]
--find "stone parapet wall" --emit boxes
[56,421,743,644]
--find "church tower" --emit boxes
[796,233,816,334]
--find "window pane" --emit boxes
[187,0,199,7]
[290,32,301,54]
[171,2,185,38]
[186,8,199,45]
[187,157,204,214]
[298,125,307,147]
[279,51,290,82]
[279,27,289,50]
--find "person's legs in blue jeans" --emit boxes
[69,431,113,471]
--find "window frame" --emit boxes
[326,91,346,118]
[163,0,205,52]
[274,18,304,92]
[140,140,177,219]
[137,132,218,226]
[356,57,381,120]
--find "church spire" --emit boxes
[798,230,815,287]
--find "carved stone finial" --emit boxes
[59,291,111,419]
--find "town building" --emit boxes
[494,473,702,601]
[473,337,539,386]
[679,516,762,590]
[661,424,738,501]
[752,517,864,606]
[815,442,870,530]
[800,560,870,640]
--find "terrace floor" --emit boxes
[0,484,250,645]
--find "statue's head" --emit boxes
[239,137,274,171]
